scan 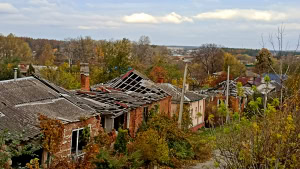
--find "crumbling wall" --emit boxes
[54,115,101,158]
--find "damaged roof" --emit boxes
[157,83,205,103]
[197,79,253,97]
[0,76,95,140]
[101,69,169,100]
[79,69,170,118]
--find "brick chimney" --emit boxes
[157,77,164,83]
[80,63,90,91]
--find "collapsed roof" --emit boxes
[79,69,170,118]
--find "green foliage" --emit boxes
[134,129,170,165]
[27,63,35,75]
[114,128,129,154]
[0,130,42,168]
[223,52,246,77]
[134,111,212,168]
[102,39,132,80]
[40,63,81,89]
[82,126,91,144]
[237,82,244,97]
[0,130,10,168]
[264,74,271,83]
[94,148,127,169]
[0,57,20,80]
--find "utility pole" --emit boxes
[226,66,230,123]
[178,63,188,129]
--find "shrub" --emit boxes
[214,108,300,168]
[133,129,170,166]
[114,128,129,154]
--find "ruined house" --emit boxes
[0,74,101,166]
[157,83,206,131]
[76,65,172,137]
[197,79,252,126]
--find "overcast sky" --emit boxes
[1,0,300,49]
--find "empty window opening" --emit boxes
[114,114,125,131]
[143,107,149,122]
[71,128,88,156]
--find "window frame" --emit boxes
[71,127,90,157]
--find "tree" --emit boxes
[0,33,32,63]
[102,38,132,80]
[27,63,35,75]
[255,48,273,75]
[0,34,32,80]
[39,44,56,66]
[192,44,225,75]
[131,36,153,66]
[223,52,246,78]
[149,66,167,83]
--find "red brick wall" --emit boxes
[55,115,101,158]
[190,122,205,132]
[127,96,172,137]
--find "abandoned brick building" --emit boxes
[77,64,172,137]
[0,75,101,166]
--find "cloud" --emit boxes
[78,26,98,30]
[29,0,56,7]
[123,13,158,23]
[0,3,18,14]
[194,9,287,21]
[161,12,193,23]
[123,12,193,24]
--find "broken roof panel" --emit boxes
[101,69,169,101]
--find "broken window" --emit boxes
[143,107,149,122]
[101,116,105,128]
[71,128,88,156]
[114,114,125,131]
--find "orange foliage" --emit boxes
[38,115,64,155]
[149,66,167,83]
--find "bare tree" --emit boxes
[192,44,225,75]
[261,24,300,107]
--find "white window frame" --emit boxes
[70,127,90,157]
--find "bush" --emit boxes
[114,128,129,154]
[133,129,170,166]
[214,108,300,168]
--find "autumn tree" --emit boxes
[223,52,246,78]
[0,34,32,80]
[0,33,32,63]
[255,48,273,75]
[39,44,56,66]
[149,66,167,83]
[192,44,225,75]
[63,36,96,63]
